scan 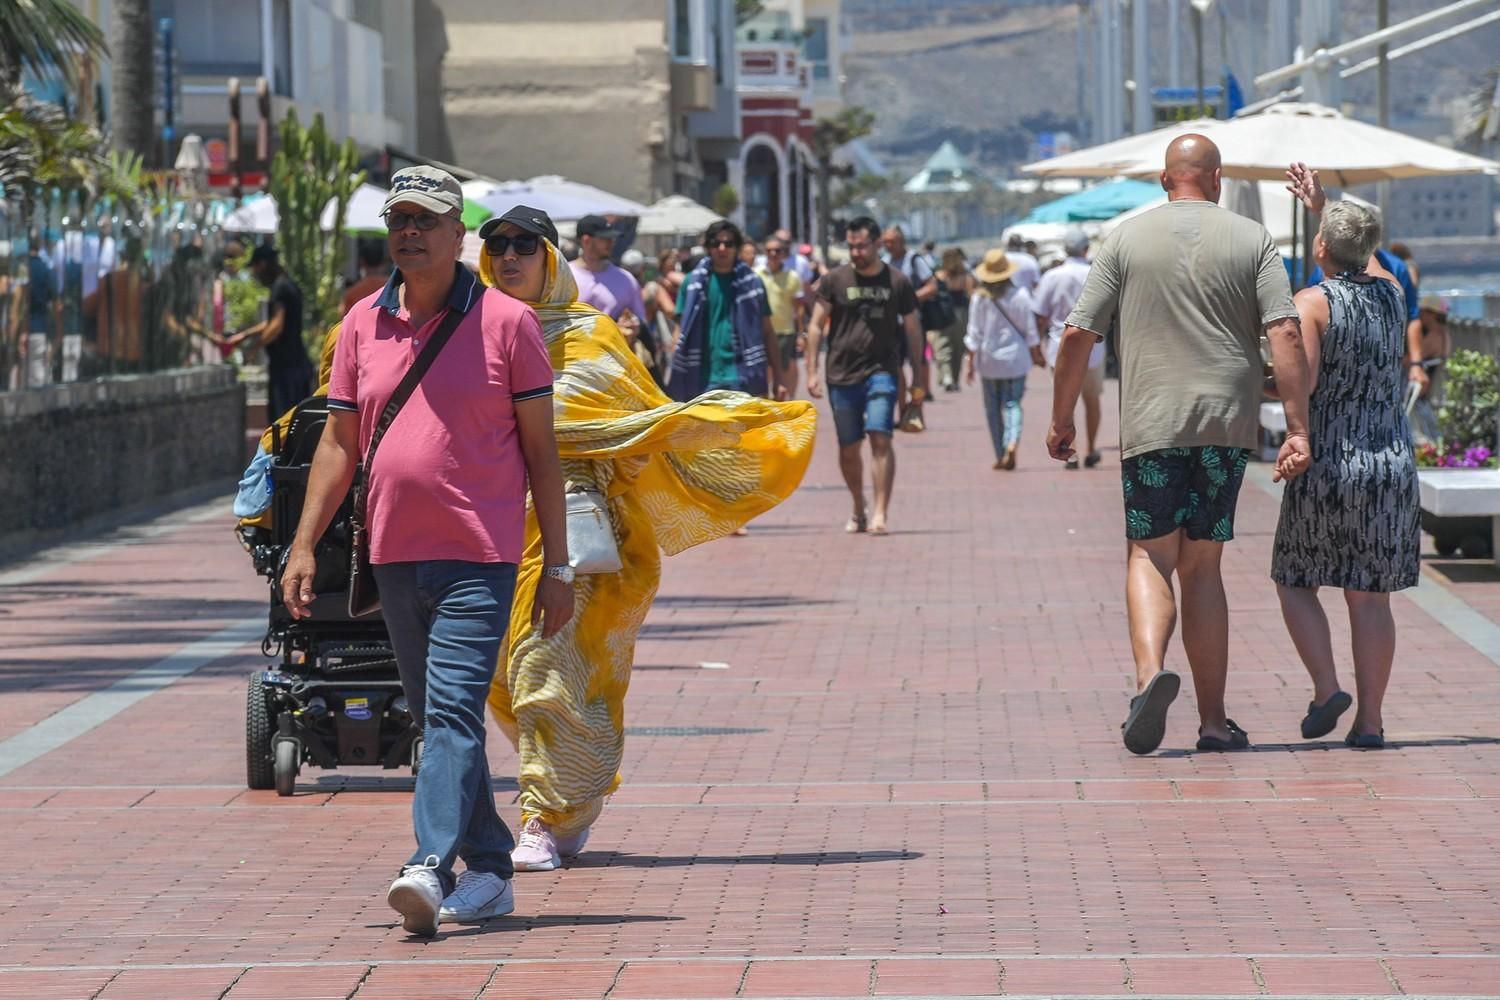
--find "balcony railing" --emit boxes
[737,44,810,98]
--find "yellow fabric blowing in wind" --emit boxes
[479,239,817,836]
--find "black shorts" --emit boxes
[1120,446,1250,542]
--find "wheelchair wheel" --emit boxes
[274,739,300,797]
[411,738,423,778]
[246,673,276,790]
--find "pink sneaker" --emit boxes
[511,818,560,872]
[554,826,590,858]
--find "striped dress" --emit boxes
[1271,274,1420,593]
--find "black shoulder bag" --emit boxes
[912,257,956,332]
[347,307,467,617]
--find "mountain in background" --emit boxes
[842,0,1500,183]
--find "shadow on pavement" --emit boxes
[373,913,684,940]
[1158,735,1500,758]
[568,849,921,869]
[638,620,776,640]
[653,594,835,609]
[309,776,522,794]
[1420,558,1500,583]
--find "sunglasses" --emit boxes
[384,209,451,231]
[766,247,786,255]
[485,233,542,257]
[709,239,740,249]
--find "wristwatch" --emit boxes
[542,564,576,585]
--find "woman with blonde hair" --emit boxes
[1273,166,1419,750]
[963,248,1044,470]
[476,206,817,869]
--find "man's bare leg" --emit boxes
[838,441,866,529]
[1083,390,1102,457]
[1125,532,1182,692]
[868,432,895,534]
[1177,537,1232,741]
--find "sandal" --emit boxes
[1344,727,1386,750]
[867,521,889,537]
[845,514,867,534]
[1121,670,1180,755]
[1301,691,1352,739]
[1196,719,1251,752]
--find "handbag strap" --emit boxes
[355,301,468,512]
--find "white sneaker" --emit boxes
[387,855,444,936]
[555,826,590,858]
[511,817,560,872]
[439,870,515,923]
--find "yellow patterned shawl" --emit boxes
[478,239,817,553]
[478,240,816,835]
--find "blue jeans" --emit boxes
[981,376,1026,461]
[372,560,518,890]
[829,371,899,446]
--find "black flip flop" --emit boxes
[1122,670,1180,755]
[1196,719,1251,752]
[1344,728,1386,750]
[1301,691,1353,740]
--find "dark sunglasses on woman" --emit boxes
[383,209,451,231]
[485,233,542,257]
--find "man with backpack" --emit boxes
[881,226,953,427]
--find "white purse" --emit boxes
[565,483,623,574]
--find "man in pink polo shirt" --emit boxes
[280,166,574,937]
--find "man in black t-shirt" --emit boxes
[230,245,314,419]
[806,216,923,537]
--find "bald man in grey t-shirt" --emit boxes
[1048,134,1313,757]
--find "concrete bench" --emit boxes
[1418,468,1500,562]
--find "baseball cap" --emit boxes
[249,244,278,267]
[1419,295,1449,315]
[1062,227,1090,257]
[576,214,622,240]
[478,204,559,246]
[382,165,464,217]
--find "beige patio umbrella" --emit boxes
[1024,104,1498,185]
[636,194,721,238]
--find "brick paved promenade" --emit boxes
[1,376,1498,999]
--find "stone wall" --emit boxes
[0,367,245,554]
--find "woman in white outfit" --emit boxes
[964,249,1045,470]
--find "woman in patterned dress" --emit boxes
[1271,167,1420,750]
[478,209,817,869]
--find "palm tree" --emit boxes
[0,0,108,89]
[811,106,876,262]
[110,0,156,167]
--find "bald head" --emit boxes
[1161,134,1222,203]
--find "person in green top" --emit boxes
[670,220,785,401]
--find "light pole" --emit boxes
[1190,0,1214,117]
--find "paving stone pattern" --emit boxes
[0,378,1496,998]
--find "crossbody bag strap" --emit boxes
[354,304,468,515]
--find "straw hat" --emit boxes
[973,248,1019,284]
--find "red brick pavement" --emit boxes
[1,376,1498,998]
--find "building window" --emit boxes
[744,144,781,240]
[675,0,693,59]
[804,17,830,80]
[273,0,293,97]
[711,0,724,84]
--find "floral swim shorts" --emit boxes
[1120,446,1251,542]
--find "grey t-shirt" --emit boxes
[1066,200,1297,459]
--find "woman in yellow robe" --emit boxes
[477,215,816,870]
